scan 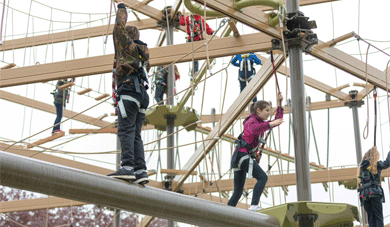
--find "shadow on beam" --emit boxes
[0,151,279,227]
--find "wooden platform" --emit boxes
[58,82,75,90]
[77,88,92,95]
[27,131,65,149]
[160,169,198,175]
[95,93,110,101]
[69,128,117,134]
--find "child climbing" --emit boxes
[231,53,262,103]
[51,79,71,135]
[228,93,284,211]
[108,0,150,185]
[154,65,180,105]
[179,8,214,78]
[358,146,390,227]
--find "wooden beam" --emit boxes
[69,124,154,134]
[1,63,16,69]
[256,0,339,12]
[257,55,350,100]
[27,131,65,149]
[0,197,86,213]
[194,125,325,170]
[160,169,198,175]
[0,33,273,88]
[354,83,374,100]
[0,18,158,52]
[194,0,389,91]
[182,167,390,195]
[325,32,356,47]
[123,0,162,21]
[228,19,240,37]
[172,55,285,191]
[196,194,249,210]
[330,83,350,93]
[0,90,112,128]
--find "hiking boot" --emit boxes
[248,205,261,212]
[134,170,149,185]
[108,166,135,180]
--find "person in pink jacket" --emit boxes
[228,92,284,211]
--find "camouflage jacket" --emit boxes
[113,3,150,83]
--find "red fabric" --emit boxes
[239,106,284,153]
[179,14,214,41]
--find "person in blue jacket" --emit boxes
[231,53,261,103]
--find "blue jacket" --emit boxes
[231,53,261,81]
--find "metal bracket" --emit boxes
[272,11,318,53]
[157,6,181,29]
[345,90,364,108]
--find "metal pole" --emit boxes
[286,0,313,226]
[165,18,176,227]
[0,151,280,227]
[346,90,366,225]
[114,136,121,227]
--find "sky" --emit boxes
[1,0,390,226]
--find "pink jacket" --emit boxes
[239,106,284,153]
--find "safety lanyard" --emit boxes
[373,86,377,147]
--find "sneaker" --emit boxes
[134,170,149,185]
[108,166,135,180]
[52,129,64,136]
[248,205,261,212]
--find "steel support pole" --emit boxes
[346,90,366,225]
[114,136,121,227]
[165,20,175,227]
[0,151,279,227]
[286,0,313,226]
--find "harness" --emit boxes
[357,167,385,205]
[188,15,204,41]
[231,132,267,179]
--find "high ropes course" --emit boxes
[0,0,390,226]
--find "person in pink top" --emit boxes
[228,92,284,211]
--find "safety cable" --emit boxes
[362,44,371,139]
[373,86,378,146]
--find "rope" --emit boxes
[362,44,371,139]
[104,0,115,44]
[3,96,111,151]
[0,0,6,44]
[0,214,28,227]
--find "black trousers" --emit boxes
[364,196,383,227]
[228,152,268,206]
[117,83,149,171]
[53,102,63,131]
[154,84,166,105]
[239,80,257,103]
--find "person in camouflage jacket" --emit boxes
[108,0,150,185]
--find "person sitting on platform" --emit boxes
[179,8,214,78]
[108,0,150,185]
[358,146,390,227]
[51,79,71,135]
[154,65,180,105]
[228,93,284,211]
[231,53,262,103]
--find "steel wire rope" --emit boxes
[362,44,371,139]
[31,0,111,15]
[1,0,10,61]
[3,96,112,151]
